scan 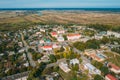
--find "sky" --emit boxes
[0,0,120,8]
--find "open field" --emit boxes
[104,51,120,66]
[0,11,120,25]
[0,10,120,31]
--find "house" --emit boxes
[51,32,58,38]
[67,34,81,40]
[0,53,4,57]
[100,44,109,49]
[79,37,90,43]
[45,39,51,43]
[46,76,54,80]
[105,74,117,80]
[84,49,96,56]
[36,32,41,35]
[57,30,65,34]
[39,40,45,44]
[23,62,29,67]
[107,63,120,74]
[59,62,71,73]
[40,29,45,32]
[52,44,61,49]
[94,34,103,40]
[9,51,15,56]
[83,62,101,75]
[107,31,120,38]
[57,36,64,42]
[90,53,106,62]
[38,55,50,63]
[18,48,26,53]
[41,45,53,51]
[70,58,79,65]
[18,42,23,47]
[2,72,29,80]
[84,49,106,62]
[51,72,59,77]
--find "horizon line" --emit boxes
[0,7,120,9]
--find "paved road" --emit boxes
[68,42,90,63]
[45,58,66,69]
[20,33,36,67]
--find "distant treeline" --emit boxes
[0,22,43,32]
[0,22,120,32]
[0,22,32,32]
[88,24,120,32]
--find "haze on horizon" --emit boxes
[0,0,120,8]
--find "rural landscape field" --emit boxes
[0,10,120,25]
[0,0,120,80]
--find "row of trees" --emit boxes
[88,24,120,32]
[27,62,47,80]
[73,39,100,51]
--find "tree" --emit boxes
[101,36,109,44]
[73,42,86,51]
[28,48,35,53]
[92,60,103,69]
[94,75,104,80]
[27,62,47,79]
[63,35,67,40]
[60,46,65,52]
[86,39,100,49]
[32,53,42,61]
[100,66,109,75]
[49,54,57,63]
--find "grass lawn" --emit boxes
[104,51,120,66]
[58,69,88,80]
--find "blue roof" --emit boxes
[96,53,105,59]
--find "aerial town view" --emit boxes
[0,0,120,80]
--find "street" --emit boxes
[20,33,36,67]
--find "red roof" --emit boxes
[43,45,52,48]
[67,34,80,37]
[106,74,117,80]
[108,63,120,70]
[90,54,101,61]
[51,32,57,35]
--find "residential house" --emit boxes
[59,62,71,73]
[41,45,53,51]
[84,49,106,62]
[51,32,58,38]
[84,49,96,56]
[40,29,45,32]
[23,62,29,67]
[36,32,41,35]
[105,74,117,80]
[57,30,65,34]
[70,58,79,65]
[57,36,64,42]
[38,55,50,63]
[67,34,81,40]
[79,37,90,43]
[52,44,61,49]
[107,31,120,38]
[83,62,101,75]
[46,76,54,80]
[39,40,45,44]
[18,48,26,53]
[18,42,23,47]
[107,63,120,74]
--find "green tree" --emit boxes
[94,75,104,80]
[49,54,57,63]
[100,66,109,75]
[27,62,47,79]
